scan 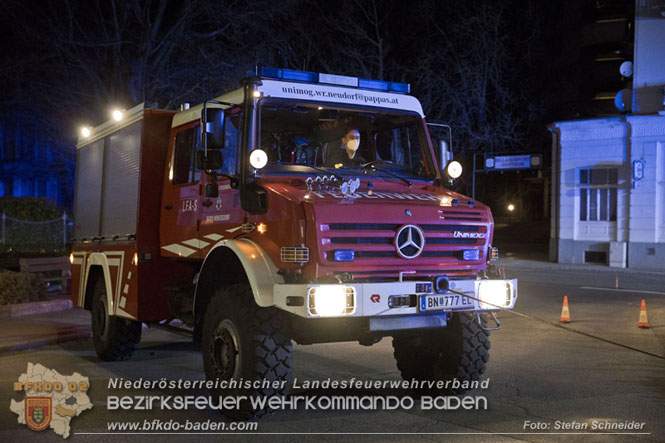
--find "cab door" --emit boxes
[160,122,203,259]
[198,113,244,248]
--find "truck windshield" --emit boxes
[258,101,435,180]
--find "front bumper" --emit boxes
[273,278,518,319]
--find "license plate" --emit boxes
[420,293,473,311]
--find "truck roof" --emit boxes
[77,72,425,139]
[76,102,147,148]
[171,87,244,128]
[172,78,424,128]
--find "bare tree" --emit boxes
[1,0,549,160]
[409,0,544,155]
[1,0,289,131]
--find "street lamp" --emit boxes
[507,204,515,212]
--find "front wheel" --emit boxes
[392,312,490,394]
[202,284,293,419]
[91,277,141,361]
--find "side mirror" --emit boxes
[196,150,223,171]
[438,140,451,173]
[241,182,268,214]
[205,182,219,198]
[201,107,225,150]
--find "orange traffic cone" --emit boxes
[638,299,650,329]
[560,296,571,323]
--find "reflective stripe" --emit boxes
[161,244,197,257]
[182,238,210,249]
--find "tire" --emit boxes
[202,284,293,419]
[91,277,141,361]
[392,312,490,394]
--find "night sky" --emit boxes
[0,0,633,210]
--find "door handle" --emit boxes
[202,200,213,207]
[165,204,173,210]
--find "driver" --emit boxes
[324,129,365,167]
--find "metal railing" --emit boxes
[0,212,71,252]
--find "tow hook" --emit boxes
[477,311,501,331]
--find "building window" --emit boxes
[579,168,618,221]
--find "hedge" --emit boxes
[0,270,46,305]
[0,197,64,221]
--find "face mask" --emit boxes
[345,139,359,152]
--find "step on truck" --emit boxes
[71,67,517,418]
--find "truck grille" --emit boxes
[319,219,489,269]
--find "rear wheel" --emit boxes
[392,312,490,394]
[91,277,141,361]
[202,284,293,419]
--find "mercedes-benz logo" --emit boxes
[395,224,425,259]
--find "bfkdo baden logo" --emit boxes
[26,397,52,431]
[10,363,92,439]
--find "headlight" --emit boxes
[249,149,268,169]
[308,285,355,317]
[477,281,512,309]
[446,160,463,179]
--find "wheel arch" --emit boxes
[194,239,283,330]
[82,253,115,314]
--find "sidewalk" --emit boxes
[0,307,91,354]
[496,256,665,276]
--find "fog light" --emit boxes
[478,281,511,309]
[308,285,355,316]
[462,249,480,261]
[333,250,355,262]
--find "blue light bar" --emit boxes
[248,66,410,94]
[390,82,410,93]
[358,78,389,91]
[358,78,411,94]
[248,67,318,82]
[282,69,318,82]
[462,249,480,261]
[333,250,355,262]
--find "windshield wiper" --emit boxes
[359,161,413,187]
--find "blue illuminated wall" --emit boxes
[0,115,75,210]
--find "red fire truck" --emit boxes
[71,67,517,417]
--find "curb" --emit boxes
[0,328,91,355]
[0,298,73,319]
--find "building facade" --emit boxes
[0,113,75,210]
[550,115,665,268]
[550,0,665,269]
